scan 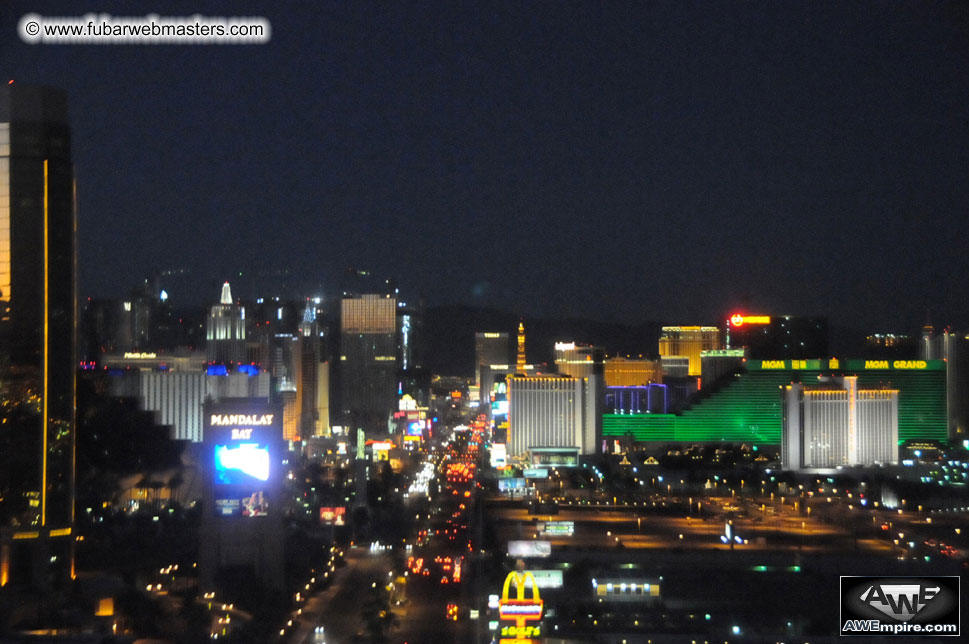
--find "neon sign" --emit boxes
[729,314,771,327]
[123,351,157,359]
[864,360,928,370]
[498,569,543,643]
[210,414,275,426]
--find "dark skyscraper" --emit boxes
[0,84,76,589]
[726,314,828,360]
[339,292,397,431]
[474,331,511,382]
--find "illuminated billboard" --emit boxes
[528,447,579,467]
[491,443,507,468]
[205,401,282,519]
[508,540,551,558]
[212,439,272,517]
[370,440,392,462]
[498,478,527,492]
[320,506,346,526]
[213,443,271,516]
[406,421,422,435]
[214,443,270,484]
[526,569,564,588]
[539,521,574,536]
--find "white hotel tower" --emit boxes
[507,373,601,459]
[782,376,898,470]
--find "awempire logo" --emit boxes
[841,576,960,636]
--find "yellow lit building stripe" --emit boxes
[42,159,48,527]
[12,531,40,540]
[49,527,72,537]
[1,544,8,586]
[71,177,77,528]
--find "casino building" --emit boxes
[781,375,898,470]
[507,373,601,460]
[658,326,721,377]
[554,341,604,380]
[602,358,946,450]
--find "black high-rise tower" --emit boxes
[0,84,76,589]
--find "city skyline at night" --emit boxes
[3,3,969,641]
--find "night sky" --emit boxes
[2,1,967,333]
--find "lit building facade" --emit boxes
[0,84,76,589]
[315,361,331,436]
[603,358,944,446]
[396,298,423,372]
[603,357,662,387]
[298,302,324,437]
[99,350,207,372]
[658,326,720,377]
[206,282,246,365]
[506,374,600,458]
[339,293,397,430]
[782,376,898,470]
[660,356,690,379]
[554,342,603,380]
[109,369,271,442]
[604,384,668,414]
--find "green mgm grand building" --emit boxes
[602,358,947,447]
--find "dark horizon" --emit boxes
[3,0,968,333]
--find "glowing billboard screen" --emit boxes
[214,489,268,517]
[491,443,507,468]
[498,478,527,492]
[407,421,424,436]
[539,521,574,536]
[320,506,346,526]
[205,401,282,519]
[213,443,270,517]
[214,444,270,484]
[508,540,551,558]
